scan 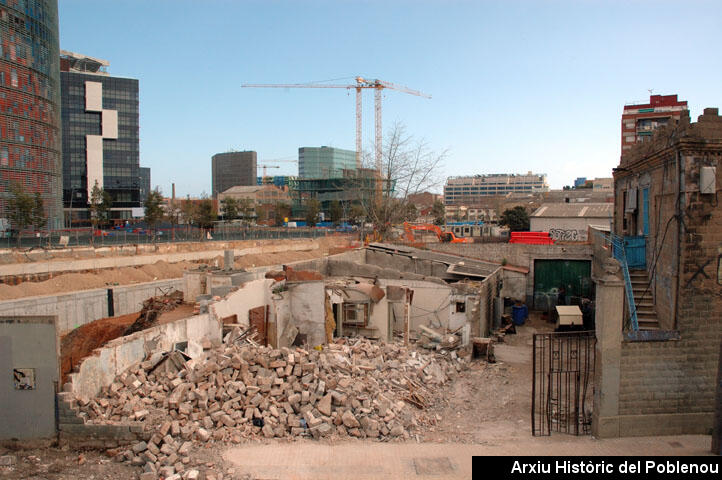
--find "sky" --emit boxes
[58,0,722,196]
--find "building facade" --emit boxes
[60,51,140,224]
[621,94,688,156]
[138,166,150,204]
[298,146,356,179]
[211,150,256,198]
[444,172,548,206]
[0,0,62,228]
[599,107,722,437]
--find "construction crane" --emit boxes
[241,77,431,173]
[257,164,280,179]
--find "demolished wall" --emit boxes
[67,313,220,400]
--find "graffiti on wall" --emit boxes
[548,229,587,242]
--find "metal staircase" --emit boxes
[607,233,640,331]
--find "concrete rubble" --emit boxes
[74,334,469,478]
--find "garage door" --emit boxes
[533,260,592,309]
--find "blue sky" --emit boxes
[59,0,721,196]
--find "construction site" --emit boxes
[1,226,717,479]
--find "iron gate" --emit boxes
[532,331,595,436]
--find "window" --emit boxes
[343,302,369,327]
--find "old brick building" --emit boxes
[602,107,722,436]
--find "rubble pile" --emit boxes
[75,337,467,476]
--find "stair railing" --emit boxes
[608,232,639,331]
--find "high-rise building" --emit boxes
[138,166,150,204]
[60,51,140,224]
[621,94,688,155]
[0,0,62,228]
[444,172,548,206]
[298,146,356,178]
[211,150,256,198]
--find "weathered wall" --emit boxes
[210,278,276,327]
[0,316,59,440]
[530,217,611,242]
[501,269,526,301]
[289,281,326,347]
[0,278,184,334]
[609,109,722,436]
[68,313,219,399]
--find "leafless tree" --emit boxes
[359,122,448,237]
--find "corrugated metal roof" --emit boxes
[530,203,613,218]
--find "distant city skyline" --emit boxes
[58,0,722,197]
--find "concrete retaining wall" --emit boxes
[68,313,220,399]
[0,278,184,334]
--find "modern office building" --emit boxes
[444,172,548,206]
[298,146,356,178]
[138,166,150,204]
[211,150,256,198]
[60,50,140,224]
[621,94,688,155]
[0,0,62,228]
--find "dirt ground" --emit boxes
[0,237,351,300]
[421,312,551,444]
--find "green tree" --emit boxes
[31,193,46,230]
[89,181,112,231]
[273,201,291,226]
[7,183,34,244]
[431,199,445,226]
[328,200,343,225]
[144,189,165,241]
[305,198,321,226]
[196,195,217,238]
[220,197,239,221]
[499,206,530,232]
[238,198,254,224]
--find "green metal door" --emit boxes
[533,260,592,309]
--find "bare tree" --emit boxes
[359,122,447,237]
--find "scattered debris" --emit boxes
[74,337,469,477]
[124,290,184,335]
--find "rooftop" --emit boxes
[531,203,613,218]
[60,50,110,75]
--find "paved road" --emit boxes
[224,435,713,480]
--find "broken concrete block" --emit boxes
[342,410,360,428]
[317,394,332,416]
[196,428,211,442]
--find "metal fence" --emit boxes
[0,226,336,249]
[532,330,596,436]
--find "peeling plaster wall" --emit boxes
[289,281,326,347]
[210,278,276,327]
[369,279,454,339]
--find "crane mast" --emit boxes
[242,77,430,175]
